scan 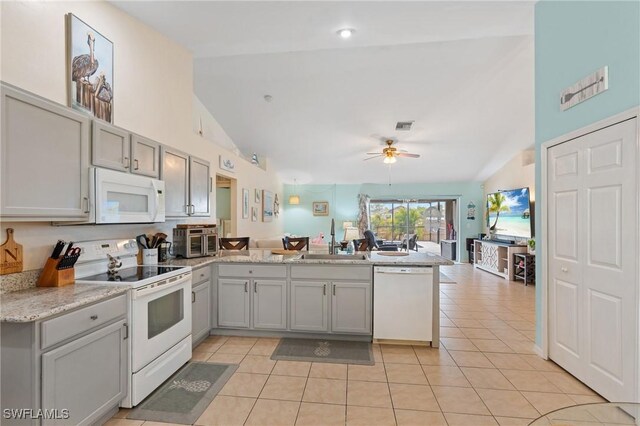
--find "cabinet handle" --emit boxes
[83,197,90,214]
[134,159,139,170]
[254,282,257,293]
[561,267,568,273]
[210,177,213,193]
[123,323,129,340]
[323,284,326,295]
[332,284,336,296]
[124,157,130,168]
[90,315,98,320]
[192,291,196,303]
[244,282,248,292]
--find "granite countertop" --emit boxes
[162,249,453,267]
[1,283,130,323]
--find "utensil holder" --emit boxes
[142,249,158,265]
[37,258,75,287]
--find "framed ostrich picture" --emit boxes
[66,14,114,123]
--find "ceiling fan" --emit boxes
[365,139,421,164]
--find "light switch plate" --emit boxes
[560,66,608,111]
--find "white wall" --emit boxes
[482,149,535,235]
[0,1,283,270]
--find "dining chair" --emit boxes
[219,237,250,250]
[282,236,310,251]
[353,238,370,251]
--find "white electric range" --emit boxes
[74,239,192,407]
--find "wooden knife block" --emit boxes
[37,258,75,287]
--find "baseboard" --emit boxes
[533,344,545,359]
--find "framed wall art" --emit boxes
[313,201,329,216]
[66,14,114,123]
[251,207,258,222]
[242,188,249,219]
[262,190,274,222]
[254,189,261,203]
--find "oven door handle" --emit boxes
[132,273,191,300]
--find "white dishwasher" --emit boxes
[373,266,434,343]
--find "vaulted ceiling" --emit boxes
[112,1,534,184]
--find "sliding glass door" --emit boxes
[369,199,457,254]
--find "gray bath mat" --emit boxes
[128,362,237,424]
[271,338,374,365]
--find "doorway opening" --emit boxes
[216,174,237,237]
[369,199,458,256]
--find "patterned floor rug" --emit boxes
[271,338,374,365]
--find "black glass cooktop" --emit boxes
[80,266,185,282]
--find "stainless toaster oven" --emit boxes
[173,226,218,258]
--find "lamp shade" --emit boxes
[288,194,300,205]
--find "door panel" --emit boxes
[290,281,329,332]
[189,156,211,216]
[253,280,287,330]
[331,282,371,334]
[131,134,160,178]
[548,117,637,402]
[161,147,189,217]
[92,121,130,172]
[218,279,249,328]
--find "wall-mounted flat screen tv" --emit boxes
[486,187,533,239]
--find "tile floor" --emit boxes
[107,264,604,426]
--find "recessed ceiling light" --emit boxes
[337,28,354,39]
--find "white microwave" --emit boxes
[92,168,165,224]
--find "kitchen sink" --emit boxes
[300,254,368,260]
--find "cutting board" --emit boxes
[0,228,23,274]
[271,249,299,255]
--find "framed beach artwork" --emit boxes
[242,188,249,219]
[219,155,235,173]
[66,14,114,123]
[254,189,261,203]
[313,201,329,216]
[251,207,258,222]
[262,190,274,222]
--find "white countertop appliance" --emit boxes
[74,239,192,407]
[373,266,434,344]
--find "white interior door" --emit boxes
[548,118,637,402]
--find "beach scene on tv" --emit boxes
[487,187,532,238]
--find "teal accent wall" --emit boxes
[216,187,231,219]
[534,1,640,345]
[283,182,484,261]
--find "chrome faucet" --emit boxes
[329,218,336,255]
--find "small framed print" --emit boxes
[312,201,329,216]
[251,207,258,222]
[255,189,261,203]
[242,188,249,219]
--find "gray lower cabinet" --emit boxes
[290,281,329,332]
[1,83,91,220]
[218,279,250,328]
[192,279,211,345]
[331,282,372,334]
[252,280,287,330]
[41,320,127,425]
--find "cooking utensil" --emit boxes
[50,240,66,259]
[136,234,148,249]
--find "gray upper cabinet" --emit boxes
[190,156,211,217]
[253,280,287,330]
[92,121,130,172]
[192,279,211,345]
[331,282,371,334]
[161,147,190,217]
[131,134,160,178]
[1,83,91,220]
[161,149,210,218]
[290,281,329,332]
[218,279,250,328]
[41,319,127,425]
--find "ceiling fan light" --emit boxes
[289,194,300,205]
[383,156,396,164]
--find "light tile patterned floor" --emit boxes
[108,264,604,426]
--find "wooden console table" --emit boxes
[473,240,527,280]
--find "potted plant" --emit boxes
[527,238,535,254]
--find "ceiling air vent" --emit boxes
[395,121,414,131]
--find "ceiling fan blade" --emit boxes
[364,155,383,161]
[366,152,382,155]
[395,153,421,158]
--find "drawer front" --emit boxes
[291,265,371,281]
[41,294,127,350]
[193,265,212,284]
[218,264,287,278]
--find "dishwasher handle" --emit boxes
[374,267,433,275]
